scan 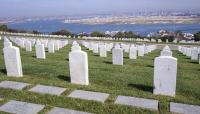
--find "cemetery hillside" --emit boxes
[0,32,200,114]
[1,0,200,114]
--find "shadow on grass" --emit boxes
[103,61,112,64]
[93,54,99,57]
[146,65,154,68]
[128,83,153,92]
[0,69,6,74]
[66,58,69,61]
[189,61,198,64]
[107,52,112,55]
[124,56,129,59]
[57,75,70,82]
[32,55,36,58]
[177,53,184,56]
[185,57,191,60]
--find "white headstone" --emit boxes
[160,46,172,56]
[138,46,145,56]
[129,46,137,59]
[48,42,55,53]
[72,41,78,46]
[198,47,200,54]
[183,47,187,55]
[191,49,198,60]
[166,39,169,43]
[160,50,172,56]
[25,41,32,51]
[35,44,46,59]
[69,45,89,85]
[154,56,177,97]
[199,54,200,64]
[158,39,162,43]
[4,41,12,47]
[58,40,63,48]
[92,44,99,54]
[99,44,107,57]
[186,48,192,57]
[36,40,41,45]
[112,44,123,65]
[163,45,170,51]
[19,40,25,48]
[62,40,68,47]
[54,41,59,51]
[3,45,23,77]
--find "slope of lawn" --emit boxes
[0,40,199,114]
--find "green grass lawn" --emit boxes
[0,40,199,114]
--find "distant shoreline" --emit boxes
[7,20,200,35]
[63,16,200,25]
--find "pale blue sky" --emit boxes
[0,0,199,18]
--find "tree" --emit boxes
[32,30,42,34]
[90,31,106,37]
[52,29,71,36]
[0,25,8,31]
[0,24,24,33]
[114,31,137,39]
[194,31,200,41]
[174,30,184,40]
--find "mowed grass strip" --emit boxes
[0,40,199,113]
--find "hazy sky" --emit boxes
[0,0,199,18]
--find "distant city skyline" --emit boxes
[0,0,200,19]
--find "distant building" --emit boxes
[183,33,194,40]
[105,30,119,36]
[147,29,194,41]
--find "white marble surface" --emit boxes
[25,41,32,51]
[170,102,200,114]
[3,45,23,77]
[99,44,107,57]
[138,46,145,56]
[29,85,66,95]
[112,44,123,65]
[0,81,29,90]
[68,90,109,103]
[48,42,55,53]
[154,56,177,97]
[35,44,46,59]
[48,107,91,114]
[115,96,158,110]
[0,100,44,114]
[191,49,198,60]
[129,46,137,59]
[69,45,89,85]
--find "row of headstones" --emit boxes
[82,41,157,65]
[70,42,178,97]
[5,37,68,59]
[0,33,160,42]
[3,37,68,77]
[154,46,177,97]
[3,37,178,97]
[69,41,155,85]
[0,32,68,38]
[178,46,200,64]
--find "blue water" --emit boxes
[7,20,200,36]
